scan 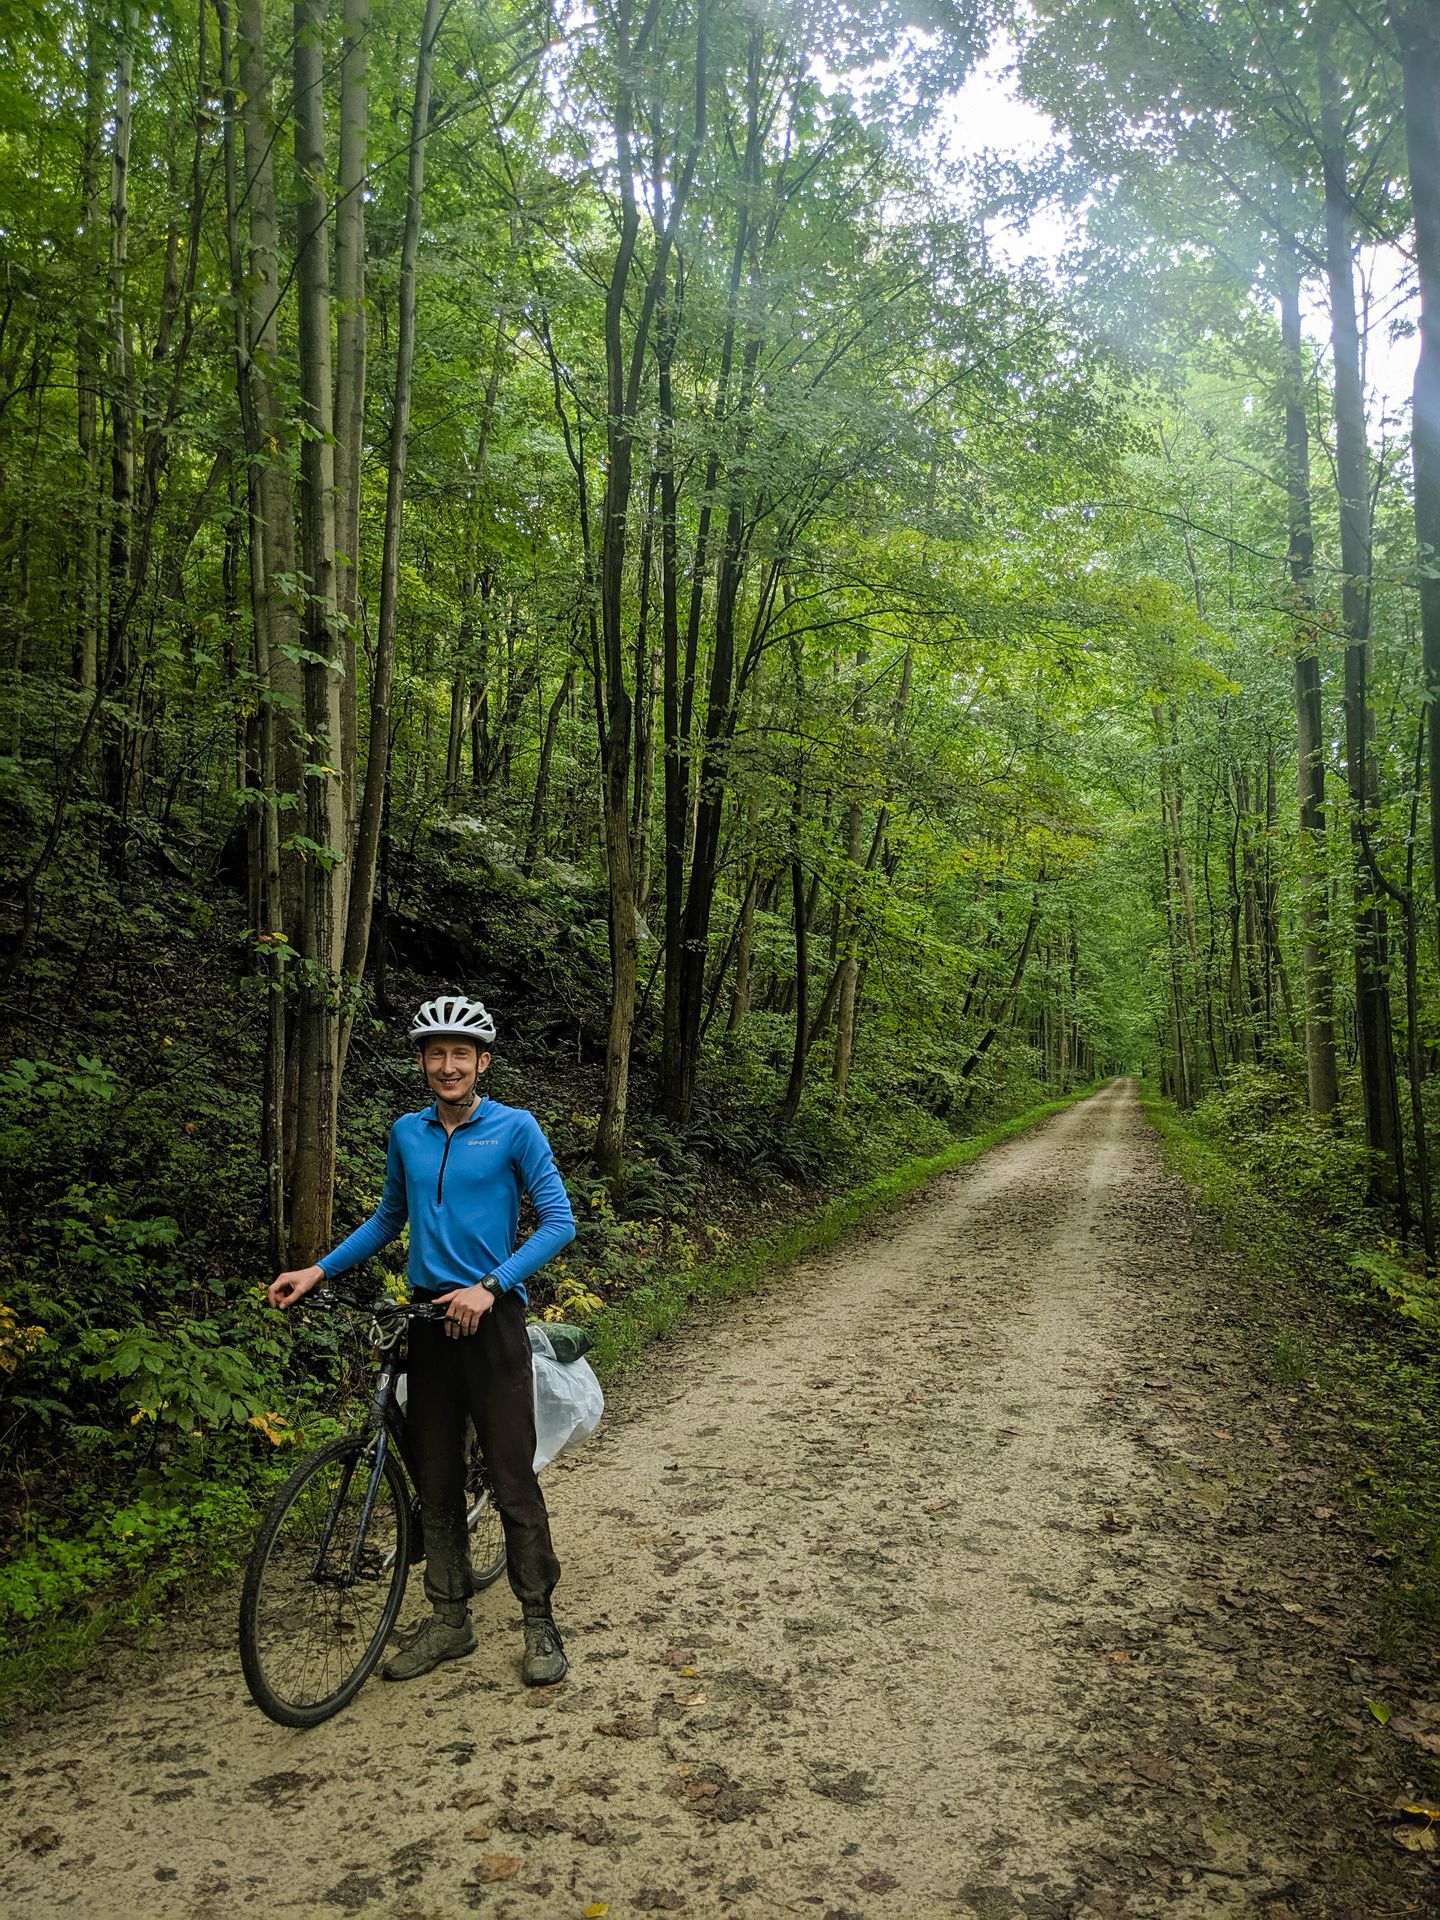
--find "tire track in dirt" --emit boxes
[3,1081,1433,1918]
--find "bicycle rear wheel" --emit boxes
[239,1433,411,1727]
[466,1430,508,1591]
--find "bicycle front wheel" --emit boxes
[239,1434,412,1728]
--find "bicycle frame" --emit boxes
[305,1298,426,1586]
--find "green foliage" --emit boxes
[0,1478,251,1632]
[1143,1085,1440,1658]
[1188,1068,1374,1230]
[1346,1248,1440,1334]
[78,1318,271,1435]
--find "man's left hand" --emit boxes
[434,1282,496,1339]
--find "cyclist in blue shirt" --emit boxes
[269,994,576,1687]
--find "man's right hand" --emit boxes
[269,1265,325,1309]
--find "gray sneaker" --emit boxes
[382,1611,477,1681]
[521,1613,567,1687]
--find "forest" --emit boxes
[2,0,1439,1695]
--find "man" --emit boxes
[269,993,576,1687]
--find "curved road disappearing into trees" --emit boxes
[4,1082,1431,1917]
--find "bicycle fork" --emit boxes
[309,1359,400,1587]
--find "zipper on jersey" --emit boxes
[435,1097,486,1206]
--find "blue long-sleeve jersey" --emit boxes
[317,1097,576,1304]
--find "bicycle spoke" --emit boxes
[240,1436,410,1724]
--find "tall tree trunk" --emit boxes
[832,792,866,1102]
[592,0,705,1181]
[663,15,747,1117]
[445,669,467,794]
[341,0,443,1057]
[101,10,137,848]
[958,878,1046,1098]
[1279,239,1340,1114]
[778,838,810,1126]
[334,0,369,840]
[238,0,305,932]
[523,661,576,877]
[1394,4,1440,947]
[1153,704,1195,1100]
[1236,769,1267,1057]
[726,862,760,1032]
[290,0,351,1260]
[1321,42,1403,1201]
[218,0,287,1263]
[76,8,106,697]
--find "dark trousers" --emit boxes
[406,1291,561,1614]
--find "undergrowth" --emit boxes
[1141,1078,1440,1658]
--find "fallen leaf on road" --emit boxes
[1128,1753,1175,1785]
[809,1765,875,1804]
[856,1870,899,1893]
[594,1714,654,1739]
[1141,1380,1173,1391]
[673,1690,708,1707]
[464,1824,492,1842]
[1101,1510,1132,1535]
[470,1854,520,1883]
[1368,1700,1392,1726]
[498,1807,567,1837]
[584,1905,610,1916]
[1394,1826,1437,1852]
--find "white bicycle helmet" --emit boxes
[409,993,497,1045]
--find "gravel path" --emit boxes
[4,1080,1435,1918]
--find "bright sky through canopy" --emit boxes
[931,36,1419,426]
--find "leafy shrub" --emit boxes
[1190,1067,1372,1228]
[0,1477,257,1645]
[79,1317,272,1435]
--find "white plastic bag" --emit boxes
[528,1324,604,1472]
[394,1324,603,1474]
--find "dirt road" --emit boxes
[4,1081,1435,1918]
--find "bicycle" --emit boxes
[238,1285,507,1728]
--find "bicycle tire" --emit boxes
[461,1421,507,1592]
[239,1433,411,1728]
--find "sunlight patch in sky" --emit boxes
[928,39,1418,426]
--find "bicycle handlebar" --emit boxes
[310,1287,453,1323]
